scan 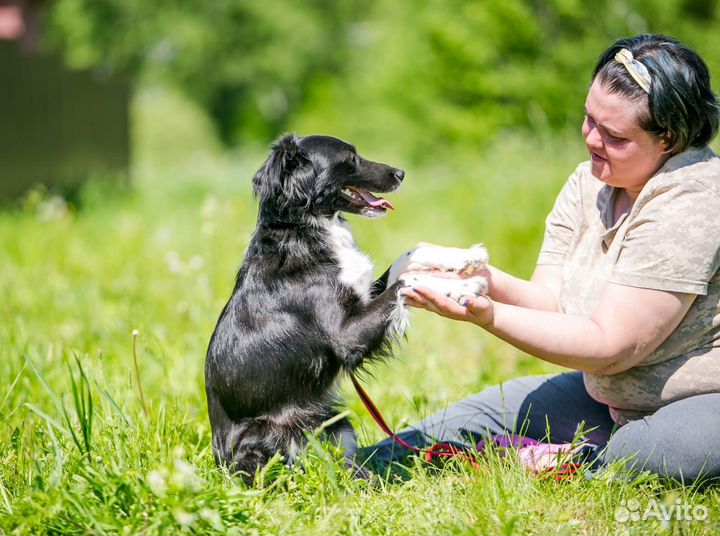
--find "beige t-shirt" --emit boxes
[537,146,720,424]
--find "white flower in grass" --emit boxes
[189,255,205,270]
[146,469,167,496]
[171,458,202,492]
[200,509,223,530]
[165,251,184,274]
[173,508,197,528]
[201,195,219,219]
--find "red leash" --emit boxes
[350,374,482,470]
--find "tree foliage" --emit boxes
[42,0,720,161]
[43,0,365,144]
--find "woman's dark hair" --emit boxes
[592,34,720,153]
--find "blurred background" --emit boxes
[2,0,720,385]
[3,0,720,396]
[2,0,720,202]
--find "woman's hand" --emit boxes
[401,285,495,327]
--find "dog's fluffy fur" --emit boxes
[205,133,490,484]
[205,134,407,483]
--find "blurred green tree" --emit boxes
[42,0,720,160]
[43,0,365,145]
[296,0,720,160]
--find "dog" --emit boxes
[205,133,487,484]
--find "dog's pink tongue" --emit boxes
[358,191,395,211]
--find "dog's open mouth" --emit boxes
[340,187,395,213]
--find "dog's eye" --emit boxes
[352,154,360,165]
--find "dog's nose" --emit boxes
[393,168,405,181]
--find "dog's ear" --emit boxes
[252,133,309,202]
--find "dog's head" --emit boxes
[252,134,404,220]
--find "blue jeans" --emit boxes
[360,372,720,484]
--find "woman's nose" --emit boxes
[583,121,603,149]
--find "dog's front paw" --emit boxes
[454,244,489,275]
[399,273,488,302]
[457,275,489,298]
[392,244,488,280]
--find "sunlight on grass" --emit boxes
[1,88,718,535]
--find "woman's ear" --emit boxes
[659,132,673,154]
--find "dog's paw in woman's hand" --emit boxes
[389,243,489,285]
[398,272,488,302]
[400,284,494,326]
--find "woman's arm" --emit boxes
[485,264,563,312]
[402,282,695,375]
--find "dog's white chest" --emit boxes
[324,218,374,302]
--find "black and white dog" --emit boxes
[205,134,487,483]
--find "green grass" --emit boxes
[1,90,719,535]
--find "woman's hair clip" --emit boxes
[615,48,652,93]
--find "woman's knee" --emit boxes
[601,393,720,483]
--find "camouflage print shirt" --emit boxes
[537,146,720,424]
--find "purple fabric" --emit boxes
[475,433,541,452]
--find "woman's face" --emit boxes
[582,79,669,197]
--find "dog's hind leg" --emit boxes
[208,396,282,486]
[213,422,279,486]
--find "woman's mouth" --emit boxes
[590,151,607,163]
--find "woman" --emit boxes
[367,34,720,484]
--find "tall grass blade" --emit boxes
[66,355,94,457]
[23,403,72,440]
[0,475,12,515]
[132,330,149,418]
[25,352,65,414]
[95,381,132,428]
[0,362,26,416]
[45,421,65,485]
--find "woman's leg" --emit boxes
[360,371,615,464]
[597,393,720,484]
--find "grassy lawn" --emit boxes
[1,90,718,535]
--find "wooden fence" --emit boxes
[0,41,129,201]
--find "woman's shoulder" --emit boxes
[635,147,720,224]
[653,146,720,195]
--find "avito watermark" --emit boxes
[615,498,709,523]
